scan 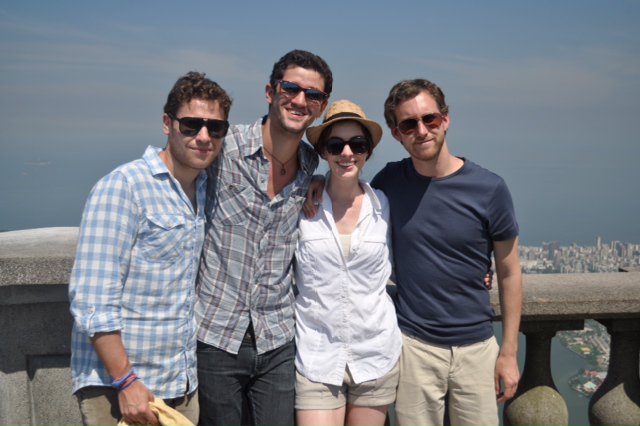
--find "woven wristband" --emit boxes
[111,370,135,389]
[118,375,139,392]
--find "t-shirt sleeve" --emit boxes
[488,178,519,241]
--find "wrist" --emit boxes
[498,350,518,359]
[500,339,519,356]
[111,369,138,392]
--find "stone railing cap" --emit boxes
[0,227,78,286]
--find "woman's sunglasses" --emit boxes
[325,136,371,155]
[167,112,229,138]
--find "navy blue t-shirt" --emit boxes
[371,158,518,346]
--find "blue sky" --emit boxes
[1,1,639,245]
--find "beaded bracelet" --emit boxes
[111,369,136,390]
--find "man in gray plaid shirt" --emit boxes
[195,50,333,425]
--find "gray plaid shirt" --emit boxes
[195,118,319,354]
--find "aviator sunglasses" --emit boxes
[397,113,444,135]
[325,136,371,156]
[278,80,329,104]
[167,112,229,138]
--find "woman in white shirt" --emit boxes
[294,100,402,426]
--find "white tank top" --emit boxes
[339,233,351,260]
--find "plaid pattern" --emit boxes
[69,146,206,399]
[195,118,318,355]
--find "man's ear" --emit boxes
[162,113,171,136]
[317,99,329,117]
[265,83,275,105]
[442,113,451,133]
[391,127,403,143]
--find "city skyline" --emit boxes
[1,1,639,246]
[520,237,640,273]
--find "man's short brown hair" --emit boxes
[163,71,232,119]
[383,79,449,130]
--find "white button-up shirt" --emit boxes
[294,180,402,386]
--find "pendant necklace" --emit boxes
[263,145,295,176]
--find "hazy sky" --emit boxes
[1,1,639,245]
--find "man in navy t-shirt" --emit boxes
[370,79,523,426]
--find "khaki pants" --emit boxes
[76,386,199,426]
[395,334,500,426]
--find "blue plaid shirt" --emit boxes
[195,118,319,354]
[69,146,206,398]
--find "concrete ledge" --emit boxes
[0,227,78,286]
[3,227,638,319]
[490,272,640,320]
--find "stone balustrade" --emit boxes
[1,227,639,425]
[494,271,640,425]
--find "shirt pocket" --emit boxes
[212,183,251,226]
[296,233,334,278]
[139,213,187,263]
[357,234,388,260]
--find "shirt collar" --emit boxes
[360,180,383,212]
[143,146,170,177]
[240,118,265,158]
[242,117,318,176]
[142,145,207,184]
[321,173,383,214]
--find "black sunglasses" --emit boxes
[325,136,371,156]
[167,112,229,138]
[278,80,328,104]
[397,113,444,135]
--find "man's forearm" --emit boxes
[91,331,131,381]
[494,237,523,356]
[498,272,522,356]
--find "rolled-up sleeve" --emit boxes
[69,171,137,336]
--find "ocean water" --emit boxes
[549,336,592,426]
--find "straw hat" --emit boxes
[306,100,383,149]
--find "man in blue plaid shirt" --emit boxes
[69,72,232,426]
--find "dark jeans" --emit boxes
[197,332,295,426]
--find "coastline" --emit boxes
[557,320,610,398]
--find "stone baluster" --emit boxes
[589,318,640,425]
[504,320,582,425]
